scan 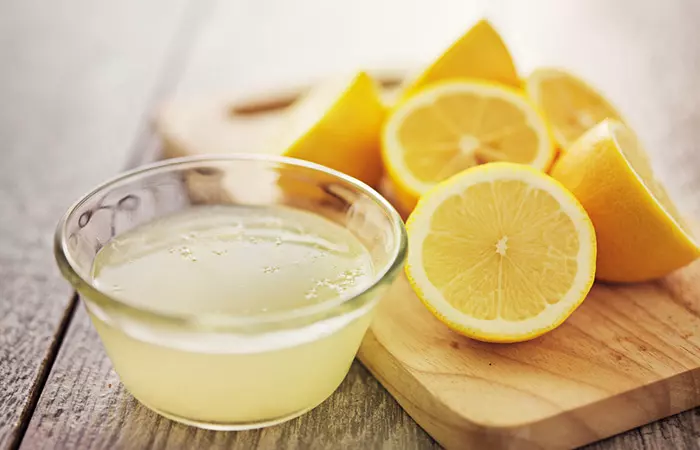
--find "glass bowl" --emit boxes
[54,154,407,430]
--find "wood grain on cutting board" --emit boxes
[359,266,700,449]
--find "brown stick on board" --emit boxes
[232,68,405,114]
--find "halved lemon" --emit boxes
[383,80,555,215]
[550,119,700,282]
[400,19,520,100]
[406,162,596,343]
[525,68,624,150]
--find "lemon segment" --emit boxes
[550,119,700,282]
[406,162,596,343]
[400,20,520,100]
[276,71,386,187]
[382,80,555,215]
[525,68,623,150]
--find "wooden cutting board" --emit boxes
[154,73,700,450]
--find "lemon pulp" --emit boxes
[423,179,580,321]
[398,90,545,183]
[383,81,554,215]
[406,163,596,342]
[526,68,623,149]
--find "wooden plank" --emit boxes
[20,0,700,449]
[0,0,195,447]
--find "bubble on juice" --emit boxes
[310,249,329,261]
[305,287,318,300]
[262,265,280,274]
[306,267,368,299]
[178,246,197,262]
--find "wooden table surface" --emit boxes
[2,1,700,449]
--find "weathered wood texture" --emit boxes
[0,0,195,447]
[21,307,437,450]
[9,0,700,449]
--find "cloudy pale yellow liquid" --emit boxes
[89,205,376,427]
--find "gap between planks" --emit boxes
[7,295,78,450]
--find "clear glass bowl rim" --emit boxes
[54,154,408,333]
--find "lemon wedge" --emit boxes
[400,19,520,99]
[275,71,386,187]
[551,119,700,282]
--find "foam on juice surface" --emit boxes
[92,205,374,315]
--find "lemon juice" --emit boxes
[89,204,377,427]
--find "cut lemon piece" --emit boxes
[275,71,386,187]
[400,19,520,100]
[383,80,555,215]
[525,68,624,150]
[406,162,596,343]
[550,119,700,282]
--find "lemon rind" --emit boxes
[599,119,699,251]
